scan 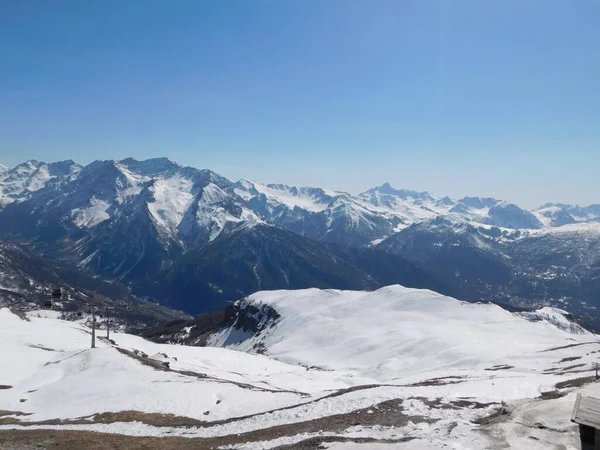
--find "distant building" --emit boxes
[572,393,600,450]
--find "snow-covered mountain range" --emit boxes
[0,158,598,321]
[2,158,598,248]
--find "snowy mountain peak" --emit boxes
[266,182,292,191]
[46,160,82,176]
[534,203,600,224]
[236,178,257,190]
[364,182,433,201]
[11,160,44,177]
[486,202,543,229]
[456,196,500,210]
[0,159,82,207]
[118,157,180,177]
[534,205,576,227]
[436,196,454,206]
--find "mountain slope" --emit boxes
[136,223,452,314]
[0,159,260,282]
[0,160,81,207]
[377,218,600,327]
[377,217,513,298]
[0,240,186,330]
[235,180,401,246]
[208,286,593,378]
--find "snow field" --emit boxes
[1,284,599,448]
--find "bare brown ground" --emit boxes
[555,376,597,389]
[0,411,31,426]
[540,342,598,352]
[557,356,582,363]
[484,365,514,371]
[405,376,467,387]
[0,399,434,450]
[0,429,416,450]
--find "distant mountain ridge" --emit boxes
[0,157,598,319]
[1,158,597,243]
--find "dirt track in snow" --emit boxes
[0,400,421,449]
[0,429,415,450]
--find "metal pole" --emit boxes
[106,312,110,340]
[91,310,96,349]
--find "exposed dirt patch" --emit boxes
[558,369,592,375]
[405,376,467,387]
[555,376,597,389]
[0,411,31,426]
[415,397,499,411]
[0,429,214,450]
[4,383,405,432]
[0,429,417,450]
[116,348,171,371]
[7,411,208,428]
[542,364,588,375]
[485,365,514,371]
[272,436,415,449]
[0,399,434,450]
[320,384,394,399]
[538,390,567,400]
[471,404,511,425]
[559,363,587,372]
[0,386,11,390]
[9,310,29,321]
[27,344,58,352]
[540,342,598,352]
[557,356,582,363]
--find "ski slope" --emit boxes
[1,285,599,449]
[209,286,597,385]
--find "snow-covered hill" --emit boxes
[208,286,595,381]
[1,286,600,449]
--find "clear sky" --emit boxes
[1,1,599,208]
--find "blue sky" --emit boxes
[1,0,599,208]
